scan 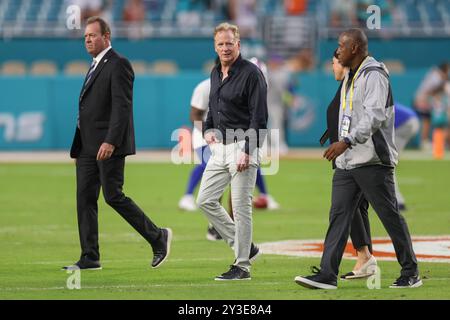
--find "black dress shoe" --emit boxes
[151,228,173,268]
[62,259,102,271]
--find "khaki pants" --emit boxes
[197,141,259,272]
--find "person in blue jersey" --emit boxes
[393,103,420,210]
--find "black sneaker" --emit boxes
[62,259,102,271]
[151,228,172,268]
[294,267,337,290]
[389,275,423,288]
[232,243,261,264]
[215,265,251,281]
[249,243,261,263]
[206,226,222,241]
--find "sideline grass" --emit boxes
[0,160,449,299]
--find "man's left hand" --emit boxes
[237,152,250,172]
[97,142,115,161]
[323,141,349,161]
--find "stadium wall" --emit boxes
[0,70,426,151]
[1,38,449,70]
[318,38,450,68]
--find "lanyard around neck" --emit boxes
[342,56,369,112]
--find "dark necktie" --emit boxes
[78,60,97,128]
[82,59,97,90]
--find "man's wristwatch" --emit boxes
[343,137,352,149]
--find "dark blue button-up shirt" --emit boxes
[204,55,268,154]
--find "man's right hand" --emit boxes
[204,131,217,145]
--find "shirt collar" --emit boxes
[93,46,112,65]
[349,55,369,76]
[215,54,243,75]
[229,54,243,74]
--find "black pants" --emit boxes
[76,155,162,261]
[320,165,418,280]
[350,196,373,253]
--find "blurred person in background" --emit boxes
[267,50,313,155]
[284,0,308,15]
[429,81,450,151]
[66,0,109,21]
[123,0,146,22]
[228,0,258,38]
[446,82,450,147]
[330,0,358,28]
[392,103,420,210]
[122,0,147,39]
[356,0,371,27]
[267,55,290,155]
[414,63,449,150]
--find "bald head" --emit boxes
[336,28,369,69]
[341,29,368,54]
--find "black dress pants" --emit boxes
[350,196,373,254]
[319,165,418,280]
[76,155,162,261]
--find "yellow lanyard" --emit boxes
[341,57,369,112]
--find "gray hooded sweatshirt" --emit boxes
[336,56,398,170]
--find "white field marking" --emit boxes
[0,281,286,292]
[259,236,450,263]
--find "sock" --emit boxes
[255,168,267,195]
[186,146,210,194]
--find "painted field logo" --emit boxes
[259,236,450,263]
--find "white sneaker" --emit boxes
[266,195,280,210]
[340,256,377,280]
[178,194,197,211]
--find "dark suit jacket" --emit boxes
[320,82,342,169]
[326,81,342,145]
[70,49,136,158]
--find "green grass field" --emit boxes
[0,159,449,300]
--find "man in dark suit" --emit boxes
[63,16,172,271]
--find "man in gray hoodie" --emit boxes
[294,29,421,289]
